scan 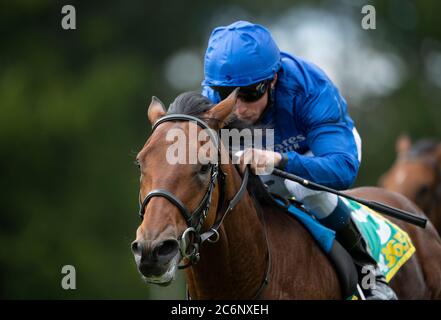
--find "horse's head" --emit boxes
[379,135,441,211]
[131,90,238,286]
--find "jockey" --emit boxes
[201,20,397,300]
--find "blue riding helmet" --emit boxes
[202,21,281,87]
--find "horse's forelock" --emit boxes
[167,92,213,118]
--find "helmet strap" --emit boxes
[255,84,275,124]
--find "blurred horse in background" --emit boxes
[380,135,441,235]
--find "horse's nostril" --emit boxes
[131,241,141,255]
[155,240,179,262]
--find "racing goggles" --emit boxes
[211,79,271,102]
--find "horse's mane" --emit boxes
[406,139,439,159]
[167,91,213,117]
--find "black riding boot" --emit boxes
[336,218,398,300]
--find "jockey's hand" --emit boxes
[237,148,282,175]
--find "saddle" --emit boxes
[248,173,359,299]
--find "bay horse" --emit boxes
[380,135,441,235]
[132,91,441,299]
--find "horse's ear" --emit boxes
[205,88,238,129]
[396,134,412,157]
[148,96,166,125]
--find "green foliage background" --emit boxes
[0,0,440,299]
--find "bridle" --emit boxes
[138,113,271,299]
[138,114,250,268]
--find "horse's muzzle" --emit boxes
[131,238,180,278]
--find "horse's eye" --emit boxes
[200,164,211,174]
[416,185,430,199]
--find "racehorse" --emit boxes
[132,91,441,299]
[380,135,441,235]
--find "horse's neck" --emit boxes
[185,166,268,299]
[426,156,441,228]
[429,195,441,233]
[423,167,441,232]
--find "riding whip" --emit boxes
[272,168,427,229]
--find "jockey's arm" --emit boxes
[282,83,360,190]
[281,126,360,190]
[202,84,360,190]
